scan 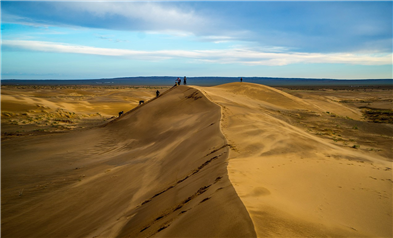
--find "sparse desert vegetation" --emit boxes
[1,85,170,138]
[279,86,393,158]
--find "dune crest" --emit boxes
[2,83,392,237]
[195,82,392,237]
[1,86,256,238]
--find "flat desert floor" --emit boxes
[1,83,392,238]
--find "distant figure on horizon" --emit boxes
[184,76,187,85]
[177,77,181,85]
[118,111,123,117]
[156,90,160,97]
[240,77,243,82]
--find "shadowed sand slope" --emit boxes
[1,86,256,238]
[194,83,392,238]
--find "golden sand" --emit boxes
[1,83,392,237]
[194,83,392,237]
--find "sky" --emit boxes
[1,1,392,79]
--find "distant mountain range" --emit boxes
[2,77,392,86]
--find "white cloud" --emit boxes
[2,2,212,38]
[1,12,51,28]
[64,2,209,35]
[3,40,392,66]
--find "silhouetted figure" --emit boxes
[118,111,123,117]
[156,90,160,97]
[184,76,187,85]
[139,100,144,105]
[177,77,181,85]
[240,77,243,82]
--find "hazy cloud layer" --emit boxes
[4,40,391,66]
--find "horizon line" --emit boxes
[2,77,393,81]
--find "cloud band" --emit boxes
[3,40,392,66]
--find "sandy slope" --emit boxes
[1,86,255,238]
[194,83,392,238]
[1,86,170,134]
[2,83,392,238]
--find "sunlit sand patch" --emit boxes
[198,82,392,238]
[1,85,170,137]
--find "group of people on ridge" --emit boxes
[118,76,244,118]
[175,76,187,86]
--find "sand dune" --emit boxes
[194,83,392,237]
[2,83,392,237]
[1,85,170,134]
[1,86,255,238]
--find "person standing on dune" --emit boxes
[156,90,160,97]
[240,77,243,82]
[184,76,187,85]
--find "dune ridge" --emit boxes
[2,83,392,238]
[195,82,392,238]
[1,86,256,238]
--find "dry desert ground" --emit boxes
[1,83,392,238]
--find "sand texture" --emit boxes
[2,83,392,237]
[1,85,170,135]
[194,83,392,238]
[1,86,255,238]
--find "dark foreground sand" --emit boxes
[1,83,392,237]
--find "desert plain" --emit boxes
[1,82,392,238]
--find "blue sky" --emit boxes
[1,1,392,79]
